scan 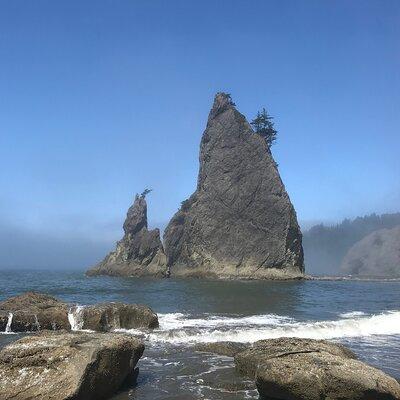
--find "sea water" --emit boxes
[0,269,399,399]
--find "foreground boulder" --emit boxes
[0,332,144,400]
[235,338,400,400]
[164,93,304,279]
[341,225,400,277]
[69,302,159,331]
[0,292,69,332]
[87,193,167,277]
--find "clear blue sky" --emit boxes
[0,1,399,268]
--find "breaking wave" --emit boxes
[127,310,400,345]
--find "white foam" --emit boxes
[339,311,367,318]
[139,310,400,345]
[157,312,290,330]
[68,305,85,331]
[4,313,13,334]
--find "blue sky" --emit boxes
[0,1,399,268]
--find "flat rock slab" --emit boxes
[0,331,144,400]
[234,338,400,400]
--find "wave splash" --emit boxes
[136,310,400,344]
[68,305,85,331]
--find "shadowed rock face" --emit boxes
[87,194,166,277]
[0,332,144,400]
[164,93,304,279]
[340,226,400,277]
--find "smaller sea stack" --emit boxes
[87,193,166,277]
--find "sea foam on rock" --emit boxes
[0,331,144,400]
[163,93,304,279]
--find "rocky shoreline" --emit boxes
[0,292,159,333]
[1,291,400,400]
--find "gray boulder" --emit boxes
[164,93,304,279]
[0,292,70,332]
[340,226,400,277]
[70,302,159,331]
[0,331,144,400]
[87,193,166,277]
[234,338,400,400]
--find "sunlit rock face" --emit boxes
[341,225,400,277]
[164,93,304,279]
[87,194,166,277]
[0,332,144,400]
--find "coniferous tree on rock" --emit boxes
[250,108,277,148]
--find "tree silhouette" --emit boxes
[140,188,153,198]
[250,108,277,148]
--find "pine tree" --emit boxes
[250,108,277,148]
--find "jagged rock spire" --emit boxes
[164,92,304,279]
[87,194,166,277]
[123,194,148,235]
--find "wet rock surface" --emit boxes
[234,338,400,400]
[0,331,144,400]
[164,93,304,279]
[0,292,159,333]
[0,292,69,332]
[75,302,159,331]
[87,194,166,277]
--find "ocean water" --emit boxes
[0,269,399,399]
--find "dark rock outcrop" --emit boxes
[340,226,400,277]
[234,338,400,400]
[0,292,159,333]
[0,331,144,400]
[87,194,166,277]
[70,302,159,331]
[0,292,70,332]
[164,93,304,279]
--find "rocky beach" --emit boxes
[1,270,400,399]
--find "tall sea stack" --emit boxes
[87,193,166,277]
[163,93,304,279]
